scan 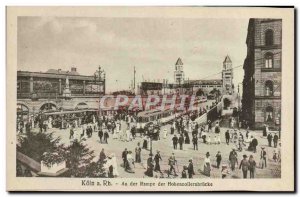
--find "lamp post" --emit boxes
[94,66,105,94]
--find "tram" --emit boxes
[137,108,185,129]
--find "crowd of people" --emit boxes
[17,106,281,179]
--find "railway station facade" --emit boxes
[17,67,105,120]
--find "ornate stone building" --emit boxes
[242,18,282,129]
[174,57,185,85]
[17,67,105,120]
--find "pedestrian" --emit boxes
[163,128,168,139]
[239,155,249,179]
[171,124,175,135]
[267,133,273,147]
[145,154,154,177]
[187,159,195,178]
[172,135,178,150]
[225,130,230,145]
[69,126,74,139]
[221,164,230,179]
[168,153,177,176]
[184,131,190,144]
[273,133,279,148]
[142,136,148,150]
[103,130,109,144]
[99,148,106,163]
[135,143,142,163]
[203,152,211,177]
[229,148,238,171]
[122,148,128,169]
[179,134,184,150]
[109,153,119,177]
[260,147,267,169]
[154,151,162,173]
[251,136,258,153]
[126,151,135,173]
[181,166,187,178]
[216,151,222,168]
[248,155,256,179]
[98,129,103,143]
[217,134,221,144]
[192,134,198,150]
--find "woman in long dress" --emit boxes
[135,143,142,163]
[126,128,131,142]
[126,151,135,173]
[163,129,168,139]
[48,116,53,129]
[111,153,119,177]
[142,136,148,149]
[203,152,211,177]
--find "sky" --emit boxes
[18,17,249,93]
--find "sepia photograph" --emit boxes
[6,6,295,192]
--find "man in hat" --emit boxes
[273,133,279,148]
[154,151,162,173]
[187,159,195,178]
[229,148,238,171]
[267,133,273,147]
[192,134,198,150]
[98,128,103,143]
[168,153,177,176]
[239,155,250,179]
[99,148,106,163]
[216,151,222,169]
[251,136,258,153]
[172,135,178,150]
[248,155,256,179]
[178,134,184,150]
[260,147,267,168]
[225,130,230,145]
[122,148,128,169]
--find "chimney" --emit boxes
[71,67,77,72]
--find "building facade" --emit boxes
[17,67,106,120]
[140,56,233,96]
[174,57,185,85]
[242,18,282,129]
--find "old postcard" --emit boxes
[6,6,295,192]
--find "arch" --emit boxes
[74,102,89,110]
[265,29,274,46]
[17,103,29,120]
[39,102,58,112]
[264,52,274,68]
[265,80,274,96]
[265,106,274,122]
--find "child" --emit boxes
[181,166,187,178]
[221,164,230,179]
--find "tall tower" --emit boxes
[174,57,185,84]
[222,55,234,94]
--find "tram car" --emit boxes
[137,109,185,129]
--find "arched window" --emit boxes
[265,80,274,96]
[265,52,273,68]
[75,102,89,110]
[40,103,57,111]
[17,104,29,120]
[265,106,274,122]
[265,29,274,46]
